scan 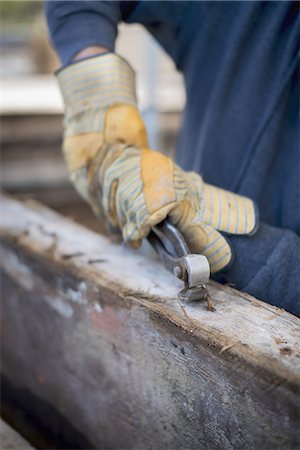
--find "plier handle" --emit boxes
[148,219,214,308]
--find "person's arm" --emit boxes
[45,2,299,318]
[45,1,257,280]
[45,0,121,64]
[217,224,300,317]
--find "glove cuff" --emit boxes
[202,183,258,236]
[57,53,137,136]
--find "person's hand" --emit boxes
[57,54,257,272]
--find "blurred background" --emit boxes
[1,0,185,232]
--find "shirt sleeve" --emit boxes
[214,223,300,317]
[45,1,122,65]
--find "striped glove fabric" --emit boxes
[57,53,258,273]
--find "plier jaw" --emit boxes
[148,219,214,310]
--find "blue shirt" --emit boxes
[46,1,300,316]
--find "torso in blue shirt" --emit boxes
[46,0,300,315]
[124,1,299,235]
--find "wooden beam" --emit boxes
[1,194,299,449]
[0,419,35,450]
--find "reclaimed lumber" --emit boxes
[0,419,35,450]
[0,194,299,450]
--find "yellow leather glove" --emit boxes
[57,54,257,273]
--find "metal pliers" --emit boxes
[148,219,214,310]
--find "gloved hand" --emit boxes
[57,53,257,273]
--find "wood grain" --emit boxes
[0,419,34,450]
[1,194,299,449]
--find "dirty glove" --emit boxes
[57,54,257,273]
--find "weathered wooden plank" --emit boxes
[0,194,299,449]
[0,419,35,450]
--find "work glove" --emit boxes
[57,53,257,273]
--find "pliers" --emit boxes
[148,219,214,310]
